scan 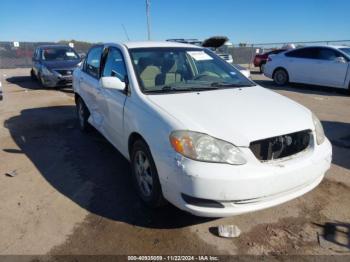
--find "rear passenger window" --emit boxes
[85,46,103,78]
[285,48,317,59]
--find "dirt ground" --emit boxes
[0,67,349,258]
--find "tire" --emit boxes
[131,140,165,208]
[30,69,36,81]
[273,68,289,86]
[260,63,265,74]
[76,97,91,132]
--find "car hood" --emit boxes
[146,86,314,147]
[42,60,81,70]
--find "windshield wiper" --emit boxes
[210,82,252,88]
[144,85,219,94]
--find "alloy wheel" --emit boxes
[134,150,153,197]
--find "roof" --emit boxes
[297,45,349,49]
[123,41,201,49]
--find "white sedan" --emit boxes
[73,41,332,217]
[264,45,350,92]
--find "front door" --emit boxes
[99,47,128,150]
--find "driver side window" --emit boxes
[102,48,127,82]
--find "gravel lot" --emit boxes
[0,67,349,258]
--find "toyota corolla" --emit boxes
[73,41,332,217]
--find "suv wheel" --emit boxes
[273,68,289,86]
[131,140,165,208]
[76,97,90,132]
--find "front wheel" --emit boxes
[30,69,37,81]
[273,68,289,86]
[76,97,90,132]
[131,140,165,208]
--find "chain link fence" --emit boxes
[1,40,349,69]
[228,40,350,67]
[0,41,93,69]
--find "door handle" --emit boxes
[79,77,84,83]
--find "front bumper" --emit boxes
[158,138,332,217]
[41,74,72,88]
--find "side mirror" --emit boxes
[100,76,126,91]
[335,57,346,63]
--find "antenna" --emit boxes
[146,0,151,40]
[122,24,130,41]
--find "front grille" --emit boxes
[250,130,312,161]
[54,69,73,76]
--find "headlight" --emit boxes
[312,113,325,145]
[41,66,53,76]
[169,131,246,165]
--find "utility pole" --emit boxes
[146,0,151,40]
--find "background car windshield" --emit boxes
[42,48,79,61]
[340,48,350,57]
[129,47,254,93]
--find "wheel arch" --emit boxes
[128,132,148,159]
[272,66,289,79]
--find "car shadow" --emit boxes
[314,222,350,250]
[4,106,213,229]
[322,120,350,170]
[6,75,73,92]
[254,79,349,97]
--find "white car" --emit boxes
[264,45,350,92]
[73,41,332,217]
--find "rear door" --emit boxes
[99,46,128,150]
[284,48,318,84]
[79,45,104,129]
[313,47,349,88]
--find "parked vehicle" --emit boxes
[73,41,332,217]
[31,45,82,88]
[264,45,350,92]
[254,49,286,73]
[0,82,2,101]
[202,36,234,64]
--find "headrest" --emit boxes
[161,58,176,73]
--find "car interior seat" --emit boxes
[155,58,182,86]
[137,57,161,90]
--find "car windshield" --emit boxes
[42,47,79,61]
[129,47,254,93]
[340,48,350,57]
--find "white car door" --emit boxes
[79,46,105,129]
[284,48,318,84]
[98,46,128,150]
[313,47,349,88]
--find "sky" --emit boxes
[0,0,349,44]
